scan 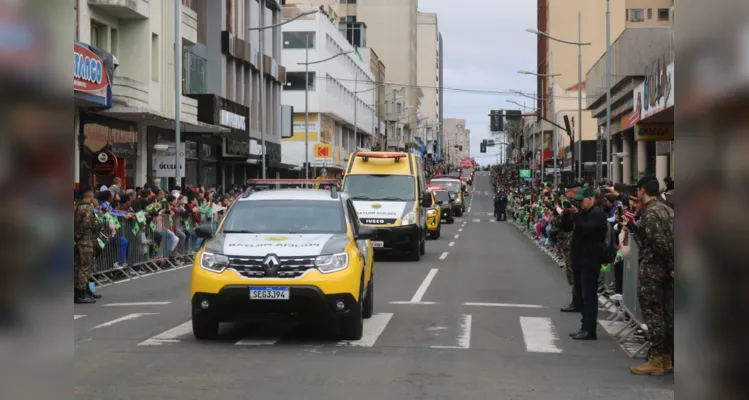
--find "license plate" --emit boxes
[249,286,290,300]
[371,241,384,248]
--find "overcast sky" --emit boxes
[419,0,537,165]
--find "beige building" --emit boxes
[336,0,419,139]
[442,118,467,166]
[417,11,441,157]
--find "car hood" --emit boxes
[207,233,350,257]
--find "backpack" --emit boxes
[601,221,618,264]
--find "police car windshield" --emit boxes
[221,200,346,234]
[343,175,415,201]
[431,181,460,191]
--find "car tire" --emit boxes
[419,232,426,255]
[192,312,219,340]
[362,277,374,319]
[435,225,441,239]
[339,292,364,340]
[448,215,455,224]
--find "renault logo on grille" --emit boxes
[262,254,281,276]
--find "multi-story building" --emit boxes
[417,11,442,160]
[535,0,672,180]
[442,118,467,166]
[336,0,420,142]
[75,0,287,190]
[280,4,376,178]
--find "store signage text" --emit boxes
[152,143,186,178]
[633,60,674,121]
[220,110,246,130]
[74,42,111,106]
[634,124,674,142]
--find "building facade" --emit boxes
[75,0,287,190]
[280,5,376,177]
[442,118,467,166]
[417,11,441,160]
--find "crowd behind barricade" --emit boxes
[490,164,675,376]
[73,176,248,304]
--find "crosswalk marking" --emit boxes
[104,302,171,307]
[138,321,192,346]
[465,302,545,309]
[431,314,472,349]
[337,313,393,347]
[520,317,562,354]
[92,313,159,330]
[74,315,86,320]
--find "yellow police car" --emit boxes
[425,189,442,239]
[191,179,376,340]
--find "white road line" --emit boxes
[389,301,437,305]
[448,241,455,247]
[487,213,493,216]
[467,207,472,212]
[410,268,439,303]
[464,302,546,309]
[104,302,171,307]
[74,315,86,320]
[473,219,481,222]
[458,228,463,232]
[337,313,393,347]
[454,234,460,239]
[520,316,562,354]
[236,338,278,346]
[439,252,449,260]
[138,320,193,346]
[92,313,159,330]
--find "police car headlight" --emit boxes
[427,209,437,217]
[200,251,229,273]
[401,211,417,225]
[315,253,349,274]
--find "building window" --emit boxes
[90,20,106,49]
[183,51,207,94]
[284,72,315,91]
[110,28,119,57]
[658,8,670,21]
[340,0,357,4]
[283,32,315,49]
[151,33,159,82]
[630,9,644,22]
[647,9,652,19]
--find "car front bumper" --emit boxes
[367,223,420,252]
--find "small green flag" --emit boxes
[146,204,154,212]
[132,224,140,235]
[183,220,191,230]
[97,238,106,249]
[135,211,147,224]
[169,216,173,226]
[114,220,121,230]
[149,222,156,231]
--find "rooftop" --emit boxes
[242,189,342,202]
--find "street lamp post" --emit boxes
[173,0,181,186]
[249,6,319,179]
[526,23,591,181]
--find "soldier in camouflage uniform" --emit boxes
[558,182,581,312]
[74,186,101,304]
[628,177,674,376]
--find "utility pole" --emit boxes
[173,0,181,187]
[259,0,267,179]
[577,11,583,181]
[605,0,612,181]
[304,34,310,180]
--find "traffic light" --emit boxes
[480,140,487,153]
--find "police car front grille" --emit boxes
[361,218,398,225]
[227,256,317,279]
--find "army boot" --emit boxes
[74,289,96,304]
[662,355,674,373]
[630,356,666,376]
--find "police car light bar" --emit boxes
[356,152,407,162]
[246,179,339,185]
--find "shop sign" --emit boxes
[91,150,118,176]
[152,143,186,178]
[219,110,246,130]
[249,140,264,157]
[634,124,674,142]
[620,111,639,131]
[320,115,335,144]
[293,113,319,136]
[633,60,674,121]
[313,143,333,159]
[74,42,111,107]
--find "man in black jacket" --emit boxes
[494,191,508,221]
[562,186,608,340]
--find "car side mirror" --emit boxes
[357,225,377,241]
[195,224,214,239]
[420,191,433,208]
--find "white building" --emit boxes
[281,5,376,176]
[417,12,442,158]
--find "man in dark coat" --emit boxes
[494,191,508,221]
[562,186,608,340]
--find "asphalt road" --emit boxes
[74,171,674,400]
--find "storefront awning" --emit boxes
[97,105,230,136]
